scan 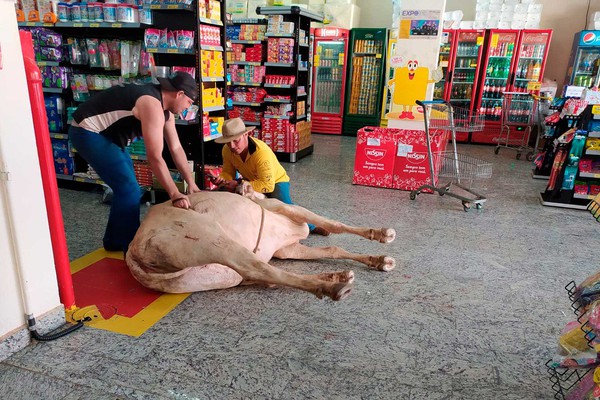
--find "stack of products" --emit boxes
[202,114,224,139]
[133,161,153,187]
[45,95,65,133]
[267,38,294,64]
[265,103,293,117]
[266,15,294,35]
[71,74,125,102]
[201,50,224,77]
[199,25,221,47]
[15,0,58,22]
[144,28,195,51]
[473,0,543,30]
[51,137,74,176]
[228,106,262,123]
[31,28,62,63]
[228,44,262,62]
[229,87,267,103]
[228,65,266,84]
[126,138,147,157]
[198,0,221,20]
[264,74,295,85]
[262,118,298,153]
[54,2,150,24]
[226,23,266,41]
[348,55,380,115]
[202,84,224,108]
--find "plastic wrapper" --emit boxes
[86,38,101,68]
[98,39,111,69]
[144,28,160,48]
[561,98,590,118]
[70,74,90,102]
[41,66,70,89]
[108,40,121,70]
[33,28,62,47]
[39,46,62,61]
[67,37,88,65]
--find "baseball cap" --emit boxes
[158,72,198,101]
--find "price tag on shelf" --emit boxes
[527,81,541,91]
[73,23,83,27]
[167,4,178,9]
[89,23,100,27]
[593,105,600,115]
[376,54,382,59]
[339,53,345,66]
[167,49,180,53]
[314,55,320,66]
[112,23,122,28]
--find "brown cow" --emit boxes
[125,183,396,301]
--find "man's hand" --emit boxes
[187,182,201,194]
[171,193,191,209]
[208,174,224,186]
[222,180,238,192]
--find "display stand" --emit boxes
[255,6,322,163]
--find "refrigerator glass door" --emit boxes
[435,31,454,100]
[513,31,551,92]
[449,31,484,111]
[381,37,398,120]
[314,40,346,114]
[347,39,385,116]
[573,48,600,87]
[480,31,518,123]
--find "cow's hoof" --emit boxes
[380,228,396,243]
[330,282,353,301]
[378,256,396,272]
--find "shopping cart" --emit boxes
[494,92,537,161]
[409,100,493,212]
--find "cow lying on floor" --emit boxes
[126,183,396,301]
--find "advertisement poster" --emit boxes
[387,0,446,126]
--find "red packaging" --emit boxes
[352,127,396,189]
[393,129,449,192]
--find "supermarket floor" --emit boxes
[1,134,598,399]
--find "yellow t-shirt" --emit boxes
[220,138,290,193]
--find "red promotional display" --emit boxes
[352,127,396,188]
[393,129,448,192]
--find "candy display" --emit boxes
[267,38,294,64]
[201,50,224,78]
[228,65,265,84]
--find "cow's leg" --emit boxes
[254,199,396,243]
[143,227,354,301]
[274,242,396,272]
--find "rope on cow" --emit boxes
[253,206,265,254]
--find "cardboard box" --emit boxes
[352,127,396,189]
[393,129,449,192]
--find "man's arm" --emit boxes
[219,146,237,181]
[249,151,276,193]
[136,96,190,208]
[163,115,200,193]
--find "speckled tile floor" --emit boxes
[2,134,599,399]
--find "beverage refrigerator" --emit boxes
[433,30,457,102]
[343,28,388,136]
[564,30,600,88]
[471,29,552,144]
[439,29,485,142]
[311,28,350,135]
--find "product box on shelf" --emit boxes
[352,127,396,189]
[393,129,449,192]
[51,138,74,176]
[45,95,65,133]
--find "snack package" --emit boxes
[144,28,160,49]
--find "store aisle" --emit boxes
[2,135,598,399]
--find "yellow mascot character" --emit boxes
[387,59,442,120]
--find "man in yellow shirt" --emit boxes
[212,118,329,235]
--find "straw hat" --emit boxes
[215,118,255,144]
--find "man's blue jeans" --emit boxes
[69,126,141,251]
[268,182,315,231]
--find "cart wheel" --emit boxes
[494,146,500,155]
[462,201,471,212]
[475,203,483,210]
[526,152,534,161]
[409,191,417,200]
[516,153,522,160]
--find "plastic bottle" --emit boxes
[531,61,541,81]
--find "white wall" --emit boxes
[0,0,61,341]
[356,0,600,92]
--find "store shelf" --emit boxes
[199,17,224,26]
[230,61,262,66]
[201,76,225,82]
[299,43,310,48]
[264,83,294,88]
[264,62,295,67]
[231,40,263,44]
[532,171,549,180]
[589,131,600,138]
[200,44,224,51]
[520,56,544,60]
[580,172,600,179]
[232,101,263,106]
[37,60,60,67]
[586,150,600,156]
[73,175,105,185]
[298,67,308,72]
[264,115,291,120]
[175,118,199,125]
[265,33,295,38]
[129,154,147,161]
[539,192,588,210]
[296,114,306,120]
[203,105,225,112]
[204,133,223,142]
[264,98,291,103]
[57,174,73,181]
[145,3,194,11]
[275,144,314,163]
[231,18,268,24]
[354,52,379,56]
[574,193,596,200]
[455,67,477,70]
[42,87,64,93]
[55,21,148,28]
[146,47,195,55]
[50,133,69,140]
[18,22,54,27]
[242,120,261,126]
[257,6,324,22]
[297,92,307,97]
[232,82,263,86]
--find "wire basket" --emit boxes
[438,152,493,180]
[424,104,485,133]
